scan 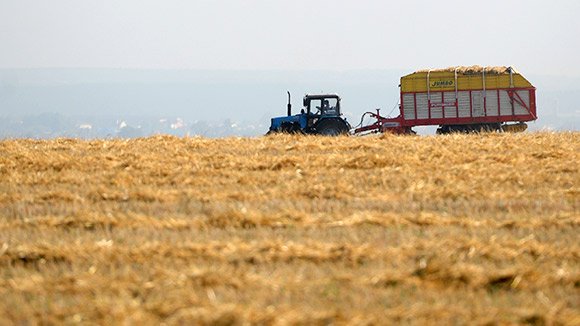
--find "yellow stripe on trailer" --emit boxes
[400,66,534,93]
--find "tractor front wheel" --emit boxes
[279,122,302,134]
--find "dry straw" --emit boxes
[416,65,516,74]
[0,132,578,324]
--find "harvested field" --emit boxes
[0,132,578,325]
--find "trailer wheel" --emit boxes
[501,123,527,133]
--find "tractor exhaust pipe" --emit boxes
[287,91,292,116]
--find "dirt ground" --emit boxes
[0,132,578,325]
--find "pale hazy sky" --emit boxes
[1,0,579,75]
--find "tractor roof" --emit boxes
[304,94,341,100]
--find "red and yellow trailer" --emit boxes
[355,66,537,134]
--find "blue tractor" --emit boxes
[268,92,351,136]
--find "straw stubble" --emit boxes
[0,132,578,324]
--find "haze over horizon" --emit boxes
[1,1,579,137]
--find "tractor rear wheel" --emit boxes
[314,118,350,136]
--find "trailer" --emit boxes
[355,66,537,134]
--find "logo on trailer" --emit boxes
[430,80,454,88]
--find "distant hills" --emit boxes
[0,69,578,138]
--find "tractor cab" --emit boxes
[268,92,351,136]
[304,94,341,117]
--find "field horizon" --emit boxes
[0,132,578,324]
